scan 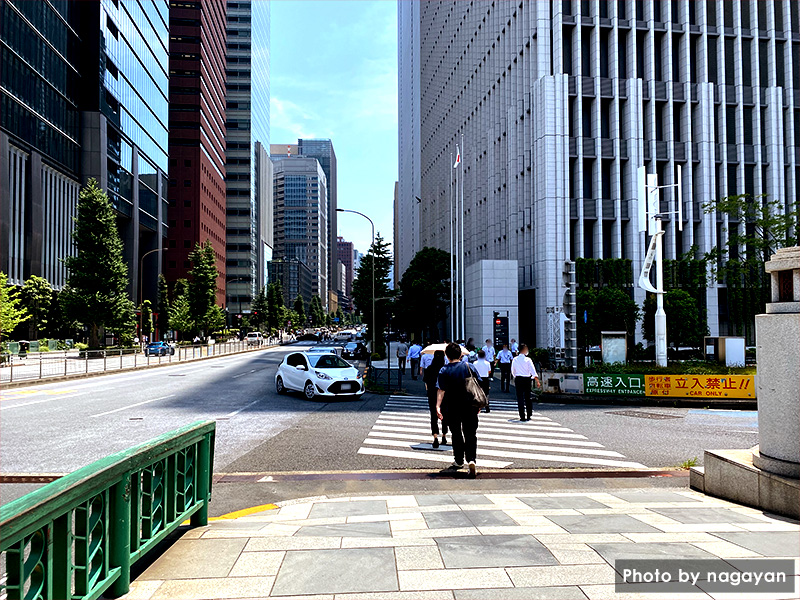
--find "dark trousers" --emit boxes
[480,379,490,410]
[443,407,478,465]
[515,376,533,419]
[499,363,512,392]
[398,356,406,372]
[427,388,448,436]
[410,357,420,379]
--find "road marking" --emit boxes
[231,369,257,379]
[2,393,87,409]
[89,395,175,417]
[358,396,646,469]
[221,400,260,418]
[357,446,512,468]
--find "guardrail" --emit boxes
[0,420,215,600]
[0,339,280,384]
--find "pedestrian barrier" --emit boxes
[0,420,215,600]
[0,339,280,385]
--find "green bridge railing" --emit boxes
[0,420,215,600]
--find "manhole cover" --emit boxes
[168,374,186,377]
[606,410,683,420]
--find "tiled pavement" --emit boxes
[357,396,647,469]
[122,489,799,599]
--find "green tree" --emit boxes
[60,179,136,348]
[19,275,53,339]
[643,290,708,349]
[396,247,451,341]
[703,194,799,341]
[267,282,284,330]
[293,294,306,325]
[0,272,29,341]
[188,241,219,337]
[309,295,325,326]
[251,287,268,329]
[156,273,170,334]
[577,287,640,347]
[352,233,393,343]
[140,299,154,339]
[169,279,193,338]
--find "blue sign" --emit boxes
[333,318,340,322]
[584,310,588,324]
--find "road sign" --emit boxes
[493,313,509,348]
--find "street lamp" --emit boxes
[338,208,375,354]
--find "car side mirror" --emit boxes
[295,365,307,371]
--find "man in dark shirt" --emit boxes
[436,342,482,477]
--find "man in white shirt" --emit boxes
[481,339,496,379]
[419,350,434,378]
[473,350,492,412]
[408,341,423,380]
[510,344,540,421]
[496,343,514,392]
[510,339,519,356]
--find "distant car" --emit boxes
[275,352,364,400]
[334,330,354,342]
[307,346,338,355]
[341,342,368,361]
[246,332,264,346]
[145,342,174,356]
[297,333,320,342]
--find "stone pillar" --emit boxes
[753,247,800,478]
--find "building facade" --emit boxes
[398,0,800,347]
[337,236,355,310]
[225,0,271,315]
[1,0,171,305]
[1,0,81,289]
[271,154,329,308]
[269,257,313,310]
[166,0,228,305]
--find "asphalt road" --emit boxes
[1,342,758,514]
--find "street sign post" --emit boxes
[493,312,509,348]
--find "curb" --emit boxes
[535,393,757,410]
[0,343,283,390]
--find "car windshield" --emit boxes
[308,355,351,369]
[345,343,358,349]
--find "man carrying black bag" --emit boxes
[436,342,486,478]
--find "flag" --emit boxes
[453,146,461,168]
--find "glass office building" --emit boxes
[78,0,170,305]
[225,0,272,315]
[1,0,81,287]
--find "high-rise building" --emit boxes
[1,0,81,288]
[225,0,271,315]
[271,153,329,308]
[269,257,313,310]
[1,0,171,306]
[166,0,228,305]
[337,236,355,309]
[398,0,800,347]
[393,180,400,287]
[272,139,338,299]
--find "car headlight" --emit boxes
[314,371,332,380]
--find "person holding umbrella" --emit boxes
[423,350,448,447]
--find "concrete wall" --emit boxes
[465,259,519,347]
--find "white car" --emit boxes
[275,351,364,400]
[246,332,264,346]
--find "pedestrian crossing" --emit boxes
[357,396,647,469]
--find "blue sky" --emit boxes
[270,0,397,257]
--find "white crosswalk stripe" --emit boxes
[358,396,647,469]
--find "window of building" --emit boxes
[169,219,176,227]
[599,0,608,19]
[618,35,627,78]
[581,36,591,76]
[725,38,735,85]
[653,0,663,22]
[688,1,696,24]
[672,36,680,80]
[654,34,663,81]
[706,0,716,26]
[184,220,191,227]
[726,106,736,142]
[757,1,767,30]
[741,1,751,29]
[599,30,609,77]
[707,40,718,84]
[673,104,683,141]
[656,104,665,141]
[775,43,785,87]
[723,1,733,28]
[775,1,784,30]
[742,39,752,86]
[582,99,592,136]
[563,31,573,74]
[583,159,593,198]
[184,159,191,166]
[636,32,645,78]
[169,240,177,248]
[601,99,611,138]
[636,0,644,21]
[184,261,190,268]
[690,37,699,83]
[184,180,191,187]
[617,0,626,19]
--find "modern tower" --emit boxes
[337,236,355,310]
[271,153,329,309]
[225,0,271,315]
[166,0,228,306]
[398,0,800,347]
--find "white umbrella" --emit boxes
[421,343,469,356]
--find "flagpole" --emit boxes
[454,145,459,341]
[460,133,465,342]
[449,152,454,342]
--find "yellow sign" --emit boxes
[645,375,755,398]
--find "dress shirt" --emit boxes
[511,342,519,354]
[497,349,513,364]
[511,354,538,378]
[481,345,496,362]
[396,343,409,358]
[408,344,422,359]
[420,353,433,370]
[473,358,492,378]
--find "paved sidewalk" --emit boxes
[122,489,799,599]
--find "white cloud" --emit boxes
[270,97,333,140]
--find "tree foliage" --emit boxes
[266,282,284,330]
[20,275,53,339]
[60,179,136,348]
[309,295,325,326]
[293,294,306,325]
[703,194,799,341]
[251,287,268,329]
[140,299,154,338]
[188,241,219,336]
[643,290,708,348]
[0,272,29,340]
[352,233,393,341]
[577,287,641,347]
[396,247,451,341]
[169,279,193,338]
[156,273,170,334]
